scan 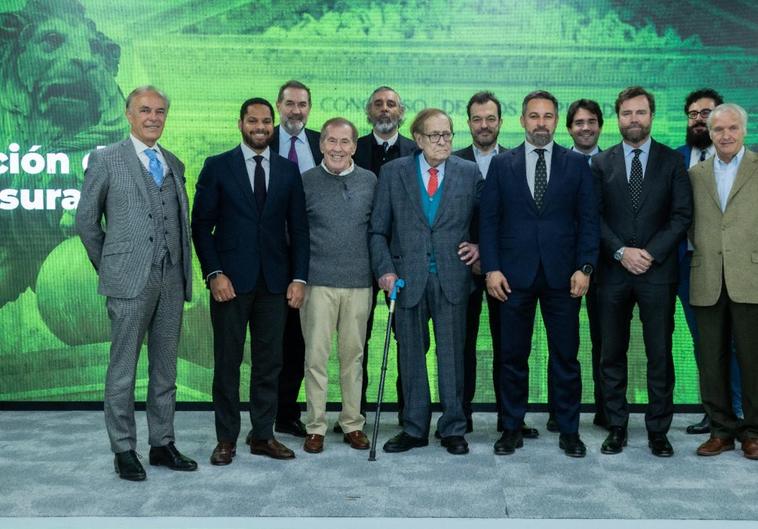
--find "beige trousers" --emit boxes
[300,285,372,436]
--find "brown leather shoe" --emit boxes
[303,434,324,454]
[249,437,295,460]
[210,442,236,465]
[343,430,370,450]
[742,437,758,460]
[696,436,735,456]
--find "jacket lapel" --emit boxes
[725,150,758,209]
[399,155,428,226]
[542,144,567,212]
[231,146,259,216]
[610,144,633,214]
[121,140,150,205]
[637,140,660,211]
[511,143,538,215]
[432,156,459,227]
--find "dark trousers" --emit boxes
[547,281,604,419]
[212,281,287,442]
[463,274,502,424]
[277,307,304,423]
[600,279,676,433]
[678,249,742,415]
[498,265,582,434]
[694,285,758,440]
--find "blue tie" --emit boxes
[144,148,164,186]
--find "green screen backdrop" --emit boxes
[1,0,756,405]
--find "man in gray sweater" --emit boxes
[300,117,377,454]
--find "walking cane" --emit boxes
[368,278,405,461]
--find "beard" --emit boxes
[526,128,552,147]
[620,122,651,145]
[282,117,304,135]
[370,114,401,135]
[473,128,499,149]
[686,123,712,150]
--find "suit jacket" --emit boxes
[369,153,483,308]
[479,143,599,290]
[355,132,417,175]
[592,139,692,285]
[76,138,192,301]
[689,149,758,305]
[191,146,309,295]
[269,125,323,167]
[676,144,692,164]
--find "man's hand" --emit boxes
[458,241,479,266]
[486,270,511,302]
[210,273,236,302]
[570,271,590,298]
[378,273,398,293]
[287,282,305,308]
[620,247,653,275]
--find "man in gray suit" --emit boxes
[76,86,196,481]
[370,108,482,455]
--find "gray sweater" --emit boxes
[302,164,377,287]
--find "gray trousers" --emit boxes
[104,257,184,453]
[395,274,467,438]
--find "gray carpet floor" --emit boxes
[0,411,755,520]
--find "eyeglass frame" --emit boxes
[686,109,713,120]
[420,131,455,143]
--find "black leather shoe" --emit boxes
[275,419,307,438]
[649,432,674,457]
[149,442,198,471]
[441,435,469,455]
[559,433,586,458]
[546,415,559,433]
[686,414,711,435]
[114,450,146,481]
[494,429,523,455]
[521,422,540,439]
[382,432,428,453]
[601,426,627,454]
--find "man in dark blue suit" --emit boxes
[192,97,309,466]
[480,90,599,458]
[675,88,742,435]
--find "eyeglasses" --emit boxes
[687,109,712,120]
[421,132,454,143]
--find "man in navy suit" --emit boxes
[674,88,743,435]
[593,86,692,457]
[192,97,309,465]
[480,90,599,458]
[270,80,323,438]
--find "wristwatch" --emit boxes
[614,247,625,261]
[579,264,594,276]
[207,271,223,284]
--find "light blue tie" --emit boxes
[144,148,164,186]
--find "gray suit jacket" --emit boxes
[76,138,192,301]
[369,153,483,308]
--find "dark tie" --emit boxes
[534,148,547,209]
[253,155,266,212]
[382,141,389,153]
[699,149,707,162]
[288,136,299,166]
[629,148,643,211]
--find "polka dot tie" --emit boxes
[629,149,643,212]
[534,148,547,210]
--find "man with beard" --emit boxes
[269,80,323,439]
[192,97,309,465]
[675,89,743,436]
[544,99,607,432]
[353,86,417,427]
[452,91,538,440]
[480,91,599,458]
[593,86,692,457]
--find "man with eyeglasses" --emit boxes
[675,89,743,436]
[299,118,376,454]
[453,91,540,441]
[480,90,599,458]
[370,108,482,455]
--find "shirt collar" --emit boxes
[622,137,652,157]
[321,160,355,176]
[418,152,446,175]
[572,145,599,157]
[715,146,745,167]
[280,126,308,145]
[373,131,399,147]
[474,144,500,157]
[130,134,162,156]
[240,142,270,161]
[525,140,553,155]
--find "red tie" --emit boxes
[427,167,439,197]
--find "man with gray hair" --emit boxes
[77,86,197,480]
[300,118,376,454]
[689,103,758,460]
